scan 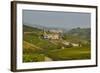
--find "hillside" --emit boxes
[67,27,90,40]
[23,25,42,32]
[23,25,91,62]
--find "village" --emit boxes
[42,29,81,48]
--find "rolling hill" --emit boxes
[23,25,91,62]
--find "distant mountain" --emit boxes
[23,25,42,32]
[24,24,71,32]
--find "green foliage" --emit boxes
[67,27,91,40]
[24,33,59,51]
[23,53,45,62]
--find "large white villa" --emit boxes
[43,29,63,40]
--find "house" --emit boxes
[43,29,62,40]
[71,43,79,47]
[43,33,60,40]
[62,41,70,45]
[62,41,81,47]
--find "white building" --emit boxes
[43,29,62,40]
[62,41,81,47]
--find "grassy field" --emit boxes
[45,47,90,61]
[23,25,91,62]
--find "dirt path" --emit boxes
[44,56,53,61]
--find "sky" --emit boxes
[23,10,91,30]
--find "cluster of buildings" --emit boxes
[62,41,81,47]
[43,29,63,40]
[42,29,81,47]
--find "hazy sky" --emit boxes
[23,10,91,29]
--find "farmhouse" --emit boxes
[43,29,62,40]
[62,41,81,47]
[71,43,80,47]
